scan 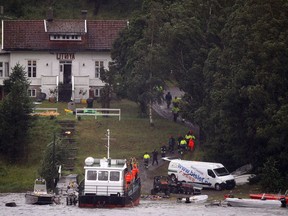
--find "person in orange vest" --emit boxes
[188,138,195,151]
[131,164,139,179]
[125,168,132,188]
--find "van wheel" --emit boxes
[170,174,177,182]
[215,183,222,191]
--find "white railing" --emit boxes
[75,108,121,121]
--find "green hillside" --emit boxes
[0,99,196,192]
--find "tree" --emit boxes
[112,1,171,124]
[0,64,33,161]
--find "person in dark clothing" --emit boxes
[161,145,167,157]
[165,92,172,109]
[168,135,175,154]
[152,149,159,165]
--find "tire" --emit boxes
[164,190,170,196]
[170,174,177,182]
[215,183,222,191]
[151,189,156,195]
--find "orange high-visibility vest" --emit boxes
[125,172,132,184]
[132,165,139,179]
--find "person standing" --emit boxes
[172,106,180,122]
[168,135,175,154]
[179,138,187,151]
[152,149,159,165]
[188,138,195,151]
[161,145,167,157]
[132,164,139,179]
[165,92,172,109]
[143,152,150,168]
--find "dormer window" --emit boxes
[50,34,82,41]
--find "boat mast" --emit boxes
[106,129,110,159]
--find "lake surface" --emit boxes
[1,193,287,216]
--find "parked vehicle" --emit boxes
[167,159,235,191]
[150,175,202,196]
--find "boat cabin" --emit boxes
[83,157,127,196]
[34,179,48,195]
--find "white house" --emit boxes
[0,16,127,101]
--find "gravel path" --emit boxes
[139,87,199,194]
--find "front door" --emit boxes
[59,61,72,101]
[59,61,72,84]
[64,64,72,84]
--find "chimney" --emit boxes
[46,7,53,21]
[81,10,87,19]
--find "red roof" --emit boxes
[3,19,127,51]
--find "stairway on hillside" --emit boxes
[57,120,78,171]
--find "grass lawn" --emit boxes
[0,98,195,192]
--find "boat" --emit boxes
[233,174,256,185]
[177,195,208,204]
[225,197,285,208]
[25,178,55,205]
[78,129,141,208]
[249,191,288,204]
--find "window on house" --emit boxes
[95,61,104,78]
[94,88,101,97]
[0,62,3,77]
[50,34,81,41]
[28,60,37,77]
[4,62,9,77]
[28,89,36,97]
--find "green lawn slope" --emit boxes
[0,99,197,192]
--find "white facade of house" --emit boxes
[3,51,110,100]
[0,19,127,101]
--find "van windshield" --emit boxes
[213,167,230,176]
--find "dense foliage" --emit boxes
[0,0,142,19]
[0,64,33,161]
[112,0,288,190]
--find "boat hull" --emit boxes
[177,195,208,204]
[25,193,54,205]
[250,194,288,204]
[225,197,282,208]
[78,181,141,208]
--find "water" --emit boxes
[1,193,287,216]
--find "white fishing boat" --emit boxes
[25,178,55,205]
[225,197,284,208]
[177,195,208,204]
[78,129,141,208]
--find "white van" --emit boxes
[167,159,235,190]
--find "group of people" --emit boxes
[125,158,139,188]
[143,130,196,168]
[165,91,182,122]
